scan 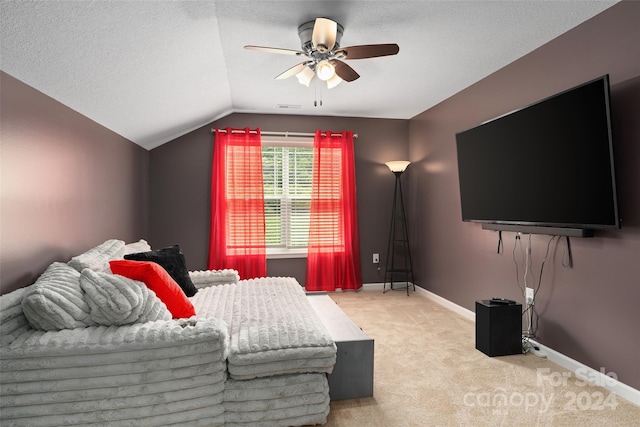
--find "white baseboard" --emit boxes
[363,283,640,407]
[363,283,475,322]
[362,282,384,290]
[413,286,476,321]
[528,339,640,407]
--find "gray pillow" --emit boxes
[122,239,152,256]
[80,269,171,325]
[22,262,95,330]
[68,239,126,273]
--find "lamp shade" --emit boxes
[316,60,335,81]
[326,73,342,89]
[385,161,411,173]
[295,66,315,87]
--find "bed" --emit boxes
[0,239,336,426]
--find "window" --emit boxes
[262,137,313,257]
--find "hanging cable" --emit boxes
[512,233,523,293]
[523,234,532,295]
[562,236,573,268]
[536,236,557,295]
[522,235,557,338]
[522,234,533,335]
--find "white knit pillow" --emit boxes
[122,239,152,256]
[189,269,240,288]
[80,269,171,325]
[67,239,126,273]
[21,262,95,330]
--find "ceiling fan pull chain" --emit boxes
[314,79,317,106]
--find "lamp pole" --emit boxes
[383,162,415,296]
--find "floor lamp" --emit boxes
[383,161,415,296]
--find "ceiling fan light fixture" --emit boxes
[326,73,342,89]
[316,60,335,81]
[312,18,338,53]
[295,66,315,87]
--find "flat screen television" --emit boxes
[455,75,620,237]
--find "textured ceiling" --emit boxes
[0,1,618,150]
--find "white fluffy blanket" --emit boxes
[190,277,337,379]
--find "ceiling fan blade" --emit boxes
[312,18,337,53]
[337,43,399,59]
[275,62,310,80]
[244,45,306,56]
[332,60,360,82]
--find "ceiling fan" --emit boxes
[244,17,399,89]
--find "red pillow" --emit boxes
[109,260,195,319]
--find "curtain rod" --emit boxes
[211,129,358,139]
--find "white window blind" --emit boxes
[262,137,313,255]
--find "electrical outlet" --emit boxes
[525,287,535,305]
[372,253,379,264]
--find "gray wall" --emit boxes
[408,1,640,390]
[149,113,409,285]
[0,71,149,294]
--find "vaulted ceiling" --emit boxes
[0,1,617,150]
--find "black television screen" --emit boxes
[455,75,620,236]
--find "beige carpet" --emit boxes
[325,289,639,426]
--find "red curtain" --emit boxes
[208,127,266,279]
[305,130,362,292]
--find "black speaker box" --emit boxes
[475,300,522,357]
